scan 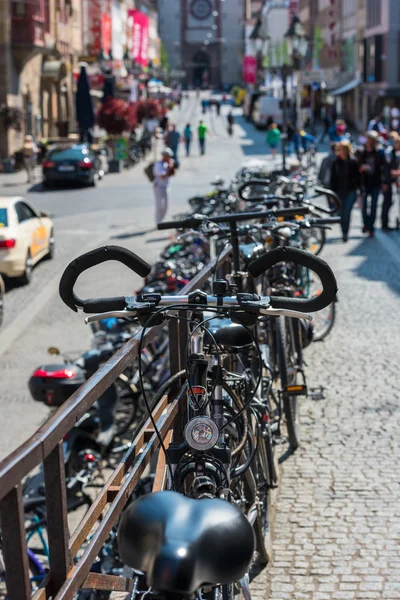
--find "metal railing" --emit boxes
[0,247,232,600]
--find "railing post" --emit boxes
[43,441,72,594]
[0,484,31,600]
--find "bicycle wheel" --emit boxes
[251,434,273,568]
[301,225,326,256]
[276,316,300,450]
[312,300,336,341]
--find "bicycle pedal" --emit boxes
[308,386,325,401]
[286,384,307,396]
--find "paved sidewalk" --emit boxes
[258,209,400,600]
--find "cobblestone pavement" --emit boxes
[252,212,400,600]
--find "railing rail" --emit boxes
[0,246,232,600]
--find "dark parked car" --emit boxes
[42,144,104,187]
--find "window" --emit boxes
[366,0,381,28]
[12,1,26,16]
[49,147,85,161]
[0,209,8,228]
[15,202,36,223]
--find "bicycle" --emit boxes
[58,238,337,600]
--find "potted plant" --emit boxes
[97,98,136,172]
[135,99,160,124]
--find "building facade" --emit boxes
[158,0,244,88]
[0,0,84,160]
[0,0,160,161]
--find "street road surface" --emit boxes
[1,92,400,599]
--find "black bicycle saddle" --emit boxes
[118,491,255,595]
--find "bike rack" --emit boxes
[0,247,232,600]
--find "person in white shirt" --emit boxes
[153,148,175,225]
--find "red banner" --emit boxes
[242,56,257,84]
[87,0,102,56]
[102,13,112,56]
[128,10,149,67]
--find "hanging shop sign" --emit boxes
[242,56,257,84]
[102,13,112,57]
[128,10,150,67]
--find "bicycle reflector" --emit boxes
[184,417,219,451]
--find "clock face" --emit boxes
[190,0,212,20]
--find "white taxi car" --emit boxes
[0,197,54,284]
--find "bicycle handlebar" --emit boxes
[60,243,337,315]
[59,245,152,313]
[307,217,341,226]
[157,206,311,231]
[236,179,273,201]
[313,186,341,212]
[248,247,337,312]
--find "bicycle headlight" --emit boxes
[184,417,219,451]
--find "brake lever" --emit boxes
[260,307,312,320]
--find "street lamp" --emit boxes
[284,15,309,131]
[278,16,309,172]
[285,15,309,70]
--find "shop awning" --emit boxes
[332,78,361,96]
[42,60,68,81]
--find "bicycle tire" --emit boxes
[302,226,326,256]
[276,316,300,450]
[312,300,336,341]
[252,436,273,568]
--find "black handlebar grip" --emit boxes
[248,247,337,313]
[157,215,205,230]
[82,297,127,314]
[314,186,342,211]
[237,179,271,200]
[273,206,311,218]
[310,217,341,225]
[59,245,151,312]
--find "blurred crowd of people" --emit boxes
[319,127,400,241]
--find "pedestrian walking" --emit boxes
[216,100,221,115]
[329,119,347,142]
[358,130,385,237]
[23,135,37,184]
[367,115,386,136]
[201,98,208,114]
[164,124,181,168]
[266,123,281,158]
[319,113,330,143]
[152,148,175,225]
[183,123,192,157]
[329,140,360,242]
[227,111,235,136]
[159,114,169,133]
[382,131,400,230]
[198,120,208,155]
[285,121,295,156]
[318,142,337,188]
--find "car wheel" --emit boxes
[19,251,33,286]
[46,229,55,260]
[42,180,52,189]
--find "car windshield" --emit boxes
[49,147,89,161]
[0,208,8,228]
